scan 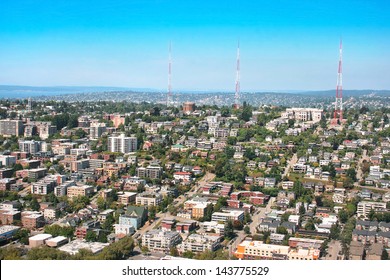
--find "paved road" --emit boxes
[283,153,297,179]
[355,149,368,185]
[229,197,276,257]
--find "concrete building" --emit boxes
[21,211,45,229]
[282,108,323,123]
[18,140,43,154]
[234,240,290,260]
[212,210,244,222]
[29,233,53,248]
[142,229,182,252]
[136,165,163,179]
[178,234,221,253]
[90,123,106,139]
[136,192,162,206]
[58,239,109,255]
[0,155,16,167]
[182,102,195,114]
[0,119,24,137]
[0,225,20,242]
[67,185,94,199]
[46,236,68,248]
[108,134,137,153]
[357,201,387,218]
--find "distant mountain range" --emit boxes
[0,85,389,99]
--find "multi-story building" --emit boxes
[178,234,221,253]
[28,168,47,181]
[89,123,106,139]
[0,155,17,167]
[234,240,290,260]
[0,119,24,137]
[21,211,45,229]
[136,192,162,206]
[108,134,137,153]
[212,210,244,222]
[282,108,323,123]
[136,165,163,179]
[142,229,182,252]
[19,140,44,154]
[54,181,76,197]
[182,102,195,114]
[357,201,387,218]
[67,185,94,199]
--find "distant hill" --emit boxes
[0,85,156,99]
[0,85,389,99]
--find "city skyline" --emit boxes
[0,0,390,91]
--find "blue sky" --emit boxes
[0,0,389,91]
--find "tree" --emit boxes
[329,224,340,240]
[299,204,306,215]
[14,228,30,245]
[224,220,235,240]
[203,203,214,222]
[0,246,23,260]
[244,225,250,234]
[169,247,179,257]
[85,231,98,242]
[30,197,40,211]
[276,226,288,235]
[382,249,389,260]
[338,209,349,224]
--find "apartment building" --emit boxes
[108,134,137,153]
[0,119,24,137]
[357,201,387,218]
[136,192,162,206]
[67,185,94,199]
[178,234,221,253]
[142,229,182,252]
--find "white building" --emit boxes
[142,229,182,252]
[108,134,137,154]
[357,201,387,218]
[178,234,221,253]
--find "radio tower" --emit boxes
[166,42,172,107]
[333,39,343,122]
[234,41,240,108]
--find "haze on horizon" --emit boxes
[0,0,389,91]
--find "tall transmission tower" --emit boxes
[166,42,172,107]
[334,39,343,122]
[234,41,240,108]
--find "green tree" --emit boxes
[224,220,235,240]
[30,197,40,211]
[382,249,389,260]
[14,228,30,245]
[244,225,250,234]
[85,231,98,242]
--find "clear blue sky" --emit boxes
[0,0,389,91]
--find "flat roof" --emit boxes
[58,239,109,255]
[47,236,67,243]
[0,225,20,234]
[29,233,52,241]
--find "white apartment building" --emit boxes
[108,134,137,153]
[142,229,182,252]
[357,201,387,218]
[178,234,221,253]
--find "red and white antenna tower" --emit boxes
[234,41,240,107]
[167,42,172,107]
[334,39,343,121]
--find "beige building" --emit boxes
[67,185,94,199]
